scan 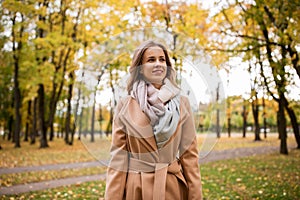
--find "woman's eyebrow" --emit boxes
[146,55,165,58]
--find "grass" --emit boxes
[2,149,299,200]
[197,132,296,151]
[200,149,300,199]
[0,166,106,187]
[0,138,96,168]
[1,181,106,200]
[0,133,299,199]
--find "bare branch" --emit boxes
[204,44,265,53]
[258,58,279,102]
[220,30,284,47]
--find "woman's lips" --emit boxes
[152,69,164,74]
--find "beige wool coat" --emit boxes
[105,95,202,200]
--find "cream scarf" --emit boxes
[131,79,181,149]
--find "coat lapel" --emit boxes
[119,98,158,152]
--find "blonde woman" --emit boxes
[105,40,202,200]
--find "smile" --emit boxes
[152,69,164,73]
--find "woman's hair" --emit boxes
[127,40,178,93]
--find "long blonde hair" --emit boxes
[127,40,178,93]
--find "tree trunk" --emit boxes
[251,93,261,141]
[78,108,83,140]
[258,6,290,153]
[227,117,231,138]
[30,98,38,144]
[84,107,89,138]
[49,123,54,141]
[13,63,21,148]
[8,115,13,141]
[253,106,260,141]
[12,14,22,148]
[283,98,300,149]
[99,105,103,137]
[69,72,75,145]
[48,80,59,142]
[64,100,71,145]
[48,62,68,142]
[216,83,220,138]
[91,100,95,142]
[24,100,31,142]
[278,96,288,154]
[38,84,49,148]
[90,75,101,142]
[242,101,247,138]
[70,124,75,145]
[72,73,81,142]
[65,112,70,144]
[59,112,65,138]
[262,94,267,138]
[77,73,84,140]
[65,71,74,145]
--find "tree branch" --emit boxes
[204,44,265,53]
[220,30,284,47]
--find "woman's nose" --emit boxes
[154,59,161,66]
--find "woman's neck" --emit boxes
[152,83,162,89]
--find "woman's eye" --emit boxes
[148,58,155,62]
[160,58,165,62]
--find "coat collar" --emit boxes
[117,96,190,151]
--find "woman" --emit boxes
[105,40,202,200]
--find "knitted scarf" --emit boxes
[131,79,180,149]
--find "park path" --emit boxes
[0,145,282,195]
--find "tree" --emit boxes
[2,0,35,147]
[24,100,31,142]
[254,0,299,151]
[0,42,13,142]
[209,0,300,153]
[242,99,248,138]
[250,79,261,141]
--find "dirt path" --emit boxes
[0,174,106,196]
[199,145,279,163]
[0,161,102,175]
[0,145,283,195]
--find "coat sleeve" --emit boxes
[105,98,129,200]
[179,96,203,200]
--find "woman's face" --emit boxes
[141,46,167,88]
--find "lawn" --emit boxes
[200,149,300,199]
[0,138,96,168]
[197,132,296,151]
[1,149,299,200]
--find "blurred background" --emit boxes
[1,0,299,152]
[1,0,300,199]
